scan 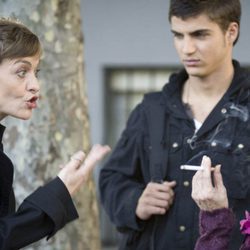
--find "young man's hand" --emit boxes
[58,144,111,196]
[136,181,176,220]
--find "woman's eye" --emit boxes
[35,69,40,78]
[17,70,27,78]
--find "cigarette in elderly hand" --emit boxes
[180,165,202,171]
[180,165,215,171]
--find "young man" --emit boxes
[99,1,249,249]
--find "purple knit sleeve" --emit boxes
[194,208,235,250]
[240,236,250,250]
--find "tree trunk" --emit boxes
[0,0,100,249]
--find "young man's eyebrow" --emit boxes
[171,28,211,35]
[171,29,180,34]
[191,29,211,34]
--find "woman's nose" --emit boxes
[27,75,40,94]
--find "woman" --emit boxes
[0,18,110,249]
[192,156,250,250]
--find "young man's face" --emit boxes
[170,14,236,78]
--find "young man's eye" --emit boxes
[173,33,183,39]
[194,32,209,38]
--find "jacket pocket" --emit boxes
[207,136,250,200]
[224,136,250,200]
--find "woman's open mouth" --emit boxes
[26,96,38,109]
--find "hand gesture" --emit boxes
[136,181,176,220]
[58,144,111,196]
[191,155,228,211]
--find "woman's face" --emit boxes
[0,54,40,120]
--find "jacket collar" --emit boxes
[160,60,250,137]
[197,60,250,138]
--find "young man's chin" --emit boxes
[185,68,206,78]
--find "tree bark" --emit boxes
[0,0,100,249]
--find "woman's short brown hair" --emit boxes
[0,18,42,64]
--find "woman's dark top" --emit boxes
[0,124,78,249]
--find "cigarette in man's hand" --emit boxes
[180,165,215,171]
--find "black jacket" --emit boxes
[0,124,78,249]
[99,60,250,250]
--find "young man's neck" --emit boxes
[182,60,235,123]
[187,61,234,98]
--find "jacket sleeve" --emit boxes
[0,177,78,249]
[194,208,235,250]
[99,103,148,231]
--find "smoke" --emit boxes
[224,103,249,122]
[188,102,249,150]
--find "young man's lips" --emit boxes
[184,60,200,66]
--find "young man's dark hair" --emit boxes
[168,0,241,45]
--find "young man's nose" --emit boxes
[182,37,196,54]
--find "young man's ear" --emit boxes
[226,22,239,45]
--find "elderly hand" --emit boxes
[136,180,176,220]
[191,155,228,211]
[58,144,111,196]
